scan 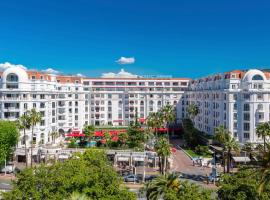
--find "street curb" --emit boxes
[176,145,193,160]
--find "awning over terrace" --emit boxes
[232,156,251,163]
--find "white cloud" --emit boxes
[101,69,138,78]
[116,57,135,65]
[0,62,27,71]
[42,68,60,74]
[76,73,85,77]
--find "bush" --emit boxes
[194,145,211,156]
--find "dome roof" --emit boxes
[2,67,29,82]
[242,69,266,82]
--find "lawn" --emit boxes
[184,149,212,158]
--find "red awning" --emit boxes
[113,120,123,122]
[66,133,85,137]
[139,118,145,122]
[94,131,104,137]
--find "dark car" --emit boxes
[145,175,158,182]
[124,174,139,183]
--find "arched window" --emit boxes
[149,100,154,106]
[252,75,263,81]
[6,73,19,89]
[6,73,18,82]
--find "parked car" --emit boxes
[123,174,139,183]
[145,175,157,182]
[1,165,15,174]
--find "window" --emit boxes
[233,103,237,110]
[258,112,264,120]
[257,94,263,100]
[252,75,263,80]
[233,113,237,120]
[244,132,250,139]
[258,104,263,110]
[244,104,250,111]
[243,113,250,121]
[244,123,250,131]
[243,94,250,100]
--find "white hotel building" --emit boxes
[0,67,189,151]
[0,67,268,157]
[182,69,270,144]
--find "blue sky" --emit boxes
[0,0,270,78]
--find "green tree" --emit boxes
[104,131,111,148]
[154,137,171,174]
[0,121,19,165]
[218,168,270,200]
[147,112,163,137]
[83,125,95,142]
[224,135,240,173]
[214,125,230,173]
[16,113,31,167]
[182,118,199,148]
[187,103,199,122]
[256,122,270,152]
[3,149,136,200]
[144,173,211,200]
[118,132,129,147]
[258,143,270,195]
[28,108,42,167]
[126,125,145,149]
[160,105,176,139]
[51,131,59,144]
[68,192,90,200]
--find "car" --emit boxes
[145,175,157,182]
[1,165,15,174]
[124,174,139,183]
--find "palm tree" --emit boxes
[224,135,240,173]
[214,125,230,173]
[214,125,240,173]
[83,125,95,139]
[147,112,163,137]
[242,142,254,159]
[154,136,171,174]
[145,173,180,200]
[51,131,59,144]
[160,105,176,139]
[16,113,31,167]
[187,103,199,122]
[256,122,270,152]
[29,108,42,167]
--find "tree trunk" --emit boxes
[227,150,231,173]
[164,156,167,174]
[158,156,161,173]
[223,151,226,173]
[263,137,266,152]
[24,128,28,167]
[31,125,34,167]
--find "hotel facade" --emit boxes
[0,67,268,154]
[0,67,189,151]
